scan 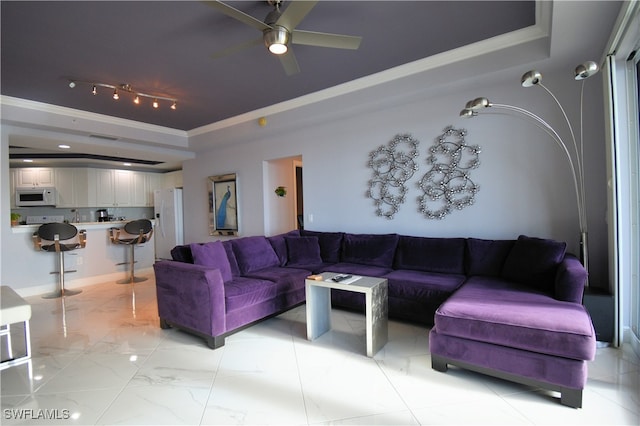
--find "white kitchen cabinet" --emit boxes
[15,168,55,188]
[146,173,163,206]
[55,168,89,207]
[131,172,147,207]
[93,169,133,207]
[131,172,163,207]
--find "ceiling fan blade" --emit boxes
[292,30,362,50]
[211,37,262,59]
[279,50,300,76]
[203,1,271,31]
[276,0,318,30]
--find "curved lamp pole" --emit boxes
[460,61,599,284]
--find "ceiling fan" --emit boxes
[205,0,362,75]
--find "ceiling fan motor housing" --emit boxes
[263,26,290,53]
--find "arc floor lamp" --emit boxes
[460,60,600,284]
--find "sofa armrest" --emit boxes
[153,260,227,337]
[554,254,587,303]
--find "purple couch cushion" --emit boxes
[224,277,277,312]
[267,230,300,266]
[242,266,311,295]
[434,276,595,361]
[300,230,343,263]
[222,241,241,277]
[232,236,280,275]
[285,236,322,266]
[394,236,465,274]
[502,235,566,291]
[383,269,466,300]
[341,233,399,268]
[320,262,392,277]
[466,238,514,277]
[429,329,589,390]
[190,242,233,282]
[170,244,193,263]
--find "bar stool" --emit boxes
[33,223,86,299]
[109,219,153,284]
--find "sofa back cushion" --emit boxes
[170,244,193,263]
[300,230,343,263]
[395,236,466,274]
[222,240,241,277]
[501,235,567,291]
[465,238,514,277]
[286,236,322,265]
[190,241,233,282]
[232,236,281,274]
[267,230,300,266]
[341,233,399,268]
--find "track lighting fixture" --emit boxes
[68,80,177,110]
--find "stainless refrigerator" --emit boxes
[154,188,184,260]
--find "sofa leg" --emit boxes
[431,355,449,372]
[560,388,582,408]
[206,335,225,349]
[159,318,170,329]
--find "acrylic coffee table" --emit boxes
[305,272,388,357]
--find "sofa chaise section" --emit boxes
[429,236,595,408]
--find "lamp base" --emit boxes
[580,231,589,286]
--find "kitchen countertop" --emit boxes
[11,220,155,234]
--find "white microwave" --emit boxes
[15,187,57,207]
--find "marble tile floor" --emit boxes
[1,276,639,425]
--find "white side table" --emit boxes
[306,273,388,357]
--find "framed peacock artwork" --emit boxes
[208,173,239,236]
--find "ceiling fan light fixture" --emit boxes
[264,26,289,55]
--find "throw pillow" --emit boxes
[466,238,514,277]
[231,236,280,274]
[285,236,322,265]
[300,230,343,262]
[501,235,566,291]
[190,241,233,282]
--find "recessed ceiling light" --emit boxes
[123,162,132,166]
[58,144,71,149]
[23,159,33,163]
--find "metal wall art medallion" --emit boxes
[418,126,481,219]
[366,134,420,219]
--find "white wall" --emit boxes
[264,156,300,236]
[182,66,609,287]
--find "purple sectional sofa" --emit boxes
[153,230,595,408]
